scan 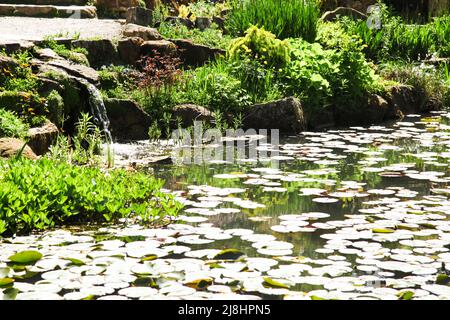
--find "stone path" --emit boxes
[0,16,125,42]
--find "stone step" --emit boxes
[0,4,97,18]
[0,1,90,5]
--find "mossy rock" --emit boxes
[45,90,64,128]
[0,91,28,113]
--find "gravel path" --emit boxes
[0,17,125,41]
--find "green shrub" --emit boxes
[0,158,182,236]
[0,109,29,139]
[226,0,319,41]
[228,26,290,68]
[317,23,380,103]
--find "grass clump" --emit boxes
[41,36,90,66]
[341,5,450,62]
[226,0,320,41]
[0,157,182,236]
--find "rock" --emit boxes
[35,48,61,61]
[195,17,211,31]
[0,138,38,160]
[118,37,144,65]
[385,84,426,116]
[27,122,59,156]
[140,40,177,56]
[122,23,162,41]
[0,41,35,54]
[321,7,368,22]
[104,98,152,140]
[165,16,194,29]
[243,97,306,134]
[46,59,99,84]
[334,94,389,126]
[72,39,119,68]
[147,155,173,165]
[0,55,18,70]
[171,39,225,67]
[0,91,29,113]
[172,104,215,128]
[307,106,336,130]
[126,6,153,26]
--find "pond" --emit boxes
[2,112,450,300]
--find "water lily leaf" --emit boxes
[213,249,245,260]
[9,251,43,265]
[141,255,158,262]
[64,257,85,266]
[262,277,290,289]
[1,288,19,300]
[398,291,414,300]
[436,274,449,285]
[0,267,10,278]
[185,278,213,289]
[0,278,14,288]
[372,228,395,234]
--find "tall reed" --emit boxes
[226,0,320,42]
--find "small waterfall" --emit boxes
[76,77,113,143]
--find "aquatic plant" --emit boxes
[0,158,182,236]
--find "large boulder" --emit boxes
[140,40,177,56]
[104,98,152,140]
[172,104,215,128]
[0,55,18,71]
[307,106,336,130]
[72,39,119,68]
[385,85,426,116]
[118,37,144,65]
[243,97,306,134]
[0,138,38,160]
[122,23,162,41]
[171,39,225,67]
[126,6,153,26]
[27,122,59,156]
[334,94,390,126]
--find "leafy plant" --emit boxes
[41,36,89,66]
[0,109,29,139]
[226,0,319,41]
[0,158,182,236]
[158,21,232,49]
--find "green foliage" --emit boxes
[279,39,336,110]
[0,158,182,236]
[158,21,232,49]
[0,51,37,93]
[228,26,290,68]
[45,90,64,127]
[342,8,450,62]
[41,36,89,66]
[380,61,450,109]
[0,109,29,139]
[226,0,319,41]
[179,59,252,114]
[49,113,103,166]
[317,23,381,103]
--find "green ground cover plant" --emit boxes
[0,109,29,139]
[158,21,233,49]
[0,158,182,236]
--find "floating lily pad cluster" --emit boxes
[3,113,450,300]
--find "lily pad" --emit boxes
[9,251,43,265]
